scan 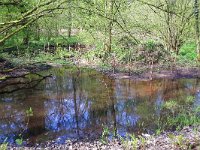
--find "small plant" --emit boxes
[185,96,195,104]
[194,106,200,114]
[163,100,178,117]
[101,125,110,144]
[175,135,185,149]
[56,48,73,59]
[0,143,8,150]
[164,100,178,111]
[138,135,146,149]
[168,133,176,141]
[155,128,162,135]
[15,137,23,146]
[130,134,138,150]
[0,138,8,150]
[26,107,33,117]
[170,134,185,149]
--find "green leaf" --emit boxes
[26,107,33,117]
[15,138,23,145]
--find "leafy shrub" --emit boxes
[179,42,197,60]
[136,40,170,64]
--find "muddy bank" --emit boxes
[106,67,200,81]
[1,56,200,82]
[6,126,200,150]
[72,58,200,81]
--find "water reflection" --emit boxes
[0,104,27,144]
[0,68,200,145]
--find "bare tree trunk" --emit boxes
[194,0,200,60]
[164,0,181,55]
[68,0,72,38]
[107,0,114,53]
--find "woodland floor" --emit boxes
[6,126,200,150]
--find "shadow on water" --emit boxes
[0,67,200,146]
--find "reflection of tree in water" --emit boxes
[44,73,92,139]
[114,80,140,136]
[193,79,200,108]
[0,104,27,144]
[113,78,198,135]
[44,99,90,132]
[45,70,198,138]
[2,68,200,145]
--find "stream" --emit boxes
[0,67,200,146]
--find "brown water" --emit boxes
[0,67,200,146]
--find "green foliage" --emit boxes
[144,40,156,51]
[179,42,197,61]
[174,135,186,149]
[77,31,95,45]
[138,135,147,149]
[156,96,200,132]
[26,107,33,117]
[15,138,23,145]
[121,134,147,150]
[0,143,8,150]
[1,0,199,73]
[135,40,170,64]
[129,134,138,150]
[185,96,195,104]
[101,125,110,144]
[163,100,178,111]
[155,127,162,135]
[0,138,8,150]
[56,48,74,59]
[50,36,79,46]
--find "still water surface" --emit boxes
[0,67,200,145]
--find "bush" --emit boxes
[136,40,170,64]
[179,42,197,61]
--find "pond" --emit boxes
[0,67,200,146]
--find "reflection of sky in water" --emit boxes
[114,80,140,136]
[155,92,164,116]
[116,101,139,125]
[185,82,193,90]
[44,98,141,140]
[194,91,200,108]
[45,99,89,131]
[1,97,13,103]
[44,98,90,138]
[0,104,27,144]
[1,68,200,145]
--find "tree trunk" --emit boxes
[107,0,114,53]
[68,0,72,38]
[165,0,180,55]
[194,0,200,60]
